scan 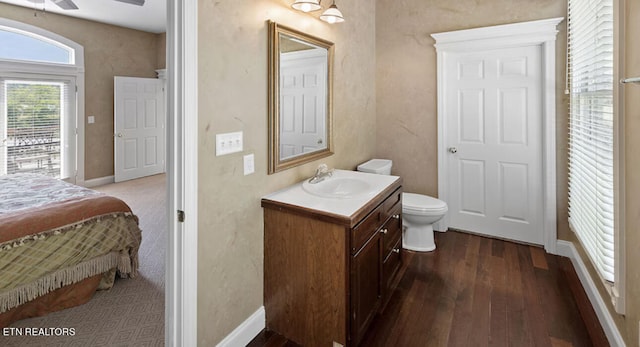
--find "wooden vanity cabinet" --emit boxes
[262,180,403,347]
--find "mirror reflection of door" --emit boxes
[279,35,327,161]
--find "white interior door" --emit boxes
[114,76,165,182]
[444,45,544,245]
[279,49,327,160]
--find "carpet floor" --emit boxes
[3,174,167,347]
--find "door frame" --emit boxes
[166,0,198,345]
[432,17,563,254]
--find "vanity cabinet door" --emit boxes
[382,237,402,305]
[350,232,382,346]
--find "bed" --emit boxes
[0,173,141,328]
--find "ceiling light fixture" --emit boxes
[114,0,146,5]
[291,0,321,13]
[291,0,345,23]
[319,1,344,24]
[51,0,78,10]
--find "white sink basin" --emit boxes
[263,169,400,217]
[302,177,373,199]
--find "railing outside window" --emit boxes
[4,126,60,176]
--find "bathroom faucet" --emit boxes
[308,164,334,184]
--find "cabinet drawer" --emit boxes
[352,188,402,255]
[381,188,402,222]
[382,205,402,257]
[351,203,384,254]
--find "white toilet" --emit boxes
[357,159,448,252]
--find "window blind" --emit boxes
[0,81,5,175]
[567,0,615,282]
[0,79,68,179]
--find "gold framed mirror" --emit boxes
[268,21,334,174]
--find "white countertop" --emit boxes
[262,169,400,218]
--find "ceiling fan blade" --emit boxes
[51,0,78,10]
[113,0,145,6]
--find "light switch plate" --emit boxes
[243,153,255,175]
[88,116,95,124]
[216,131,243,156]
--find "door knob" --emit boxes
[117,133,123,138]
[448,147,458,154]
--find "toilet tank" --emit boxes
[357,159,392,175]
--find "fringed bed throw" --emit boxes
[0,250,138,314]
[0,213,141,314]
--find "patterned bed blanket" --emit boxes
[0,174,141,313]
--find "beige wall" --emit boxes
[157,32,166,69]
[375,0,571,238]
[196,0,376,344]
[0,3,165,180]
[604,0,640,344]
[622,2,640,345]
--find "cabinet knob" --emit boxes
[380,228,388,234]
[392,248,400,254]
[392,214,400,219]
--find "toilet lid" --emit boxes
[402,193,447,213]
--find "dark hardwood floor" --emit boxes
[248,230,608,347]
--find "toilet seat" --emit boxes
[402,193,448,215]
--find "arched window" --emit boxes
[0,18,84,183]
[0,27,74,64]
[0,18,83,68]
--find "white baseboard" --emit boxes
[83,175,114,188]
[556,241,626,347]
[216,306,265,347]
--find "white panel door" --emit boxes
[445,45,543,245]
[114,76,165,182]
[279,50,327,160]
